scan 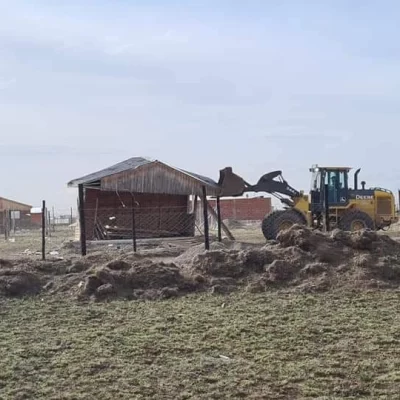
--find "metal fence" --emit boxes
[0,205,78,259]
[84,206,198,241]
[0,202,267,258]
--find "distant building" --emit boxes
[208,196,272,222]
[30,207,43,226]
[0,197,32,233]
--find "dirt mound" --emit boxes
[182,225,400,294]
[0,269,41,297]
[1,225,399,300]
[80,259,199,300]
[190,248,274,278]
[175,242,226,264]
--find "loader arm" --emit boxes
[218,167,301,206]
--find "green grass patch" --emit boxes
[1,290,399,399]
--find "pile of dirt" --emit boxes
[175,242,227,264]
[0,268,41,297]
[80,259,199,300]
[0,225,399,300]
[184,224,400,293]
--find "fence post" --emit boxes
[202,186,210,250]
[78,184,87,256]
[42,200,46,260]
[131,195,137,252]
[52,207,55,232]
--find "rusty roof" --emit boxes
[67,157,220,195]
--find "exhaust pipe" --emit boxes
[354,168,361,190]
[361,181,366,190]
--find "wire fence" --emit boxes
[0,205,77,259]
[85,206,197,241]
[0,202,267,258]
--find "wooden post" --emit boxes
[202,186,210,250]
[52,207,55,232]
[131,195,137,253]
[216,196,222,242]
[78,184,87,256]
[70,207,73,224]
[324,184,330,232]
[42,200,46,260]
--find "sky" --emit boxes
[1,0,400,212]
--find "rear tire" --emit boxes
[262,209,307,240]
[338,209,375,232]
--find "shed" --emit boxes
[0,197,32,233]
[30,207,43,226]
[68,157,223,250]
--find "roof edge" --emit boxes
[0,197,32,209]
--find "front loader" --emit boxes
[218,165,398,240]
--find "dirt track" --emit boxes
[1,225,400,301]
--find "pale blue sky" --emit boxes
[1,0,399,210]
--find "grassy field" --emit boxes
[1,290,400,399]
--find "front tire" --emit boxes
[338,209,375,232]
[262,209,307,240]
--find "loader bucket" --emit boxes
[218,167,247,197]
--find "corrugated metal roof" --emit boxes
[67,157,220,193]
[68,157,152,186]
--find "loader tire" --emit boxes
[262,209,306,241]
[338,209,375,232]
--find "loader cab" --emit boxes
[309,165,350,212]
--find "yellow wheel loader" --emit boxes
[218,165,398,240]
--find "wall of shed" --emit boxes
[84,189,196,240]
[100,162,220,196]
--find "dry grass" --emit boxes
[0,226,75,259]
[1,290,400,399]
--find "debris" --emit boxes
[1,225,400,300]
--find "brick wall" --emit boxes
[208,197,272,221]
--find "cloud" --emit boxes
[0,1,400,208]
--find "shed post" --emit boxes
[78,184,87,256]
[131,195,137,253]
[202,186,210,250]
[42,200,46,260]
[216,196,222,242]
